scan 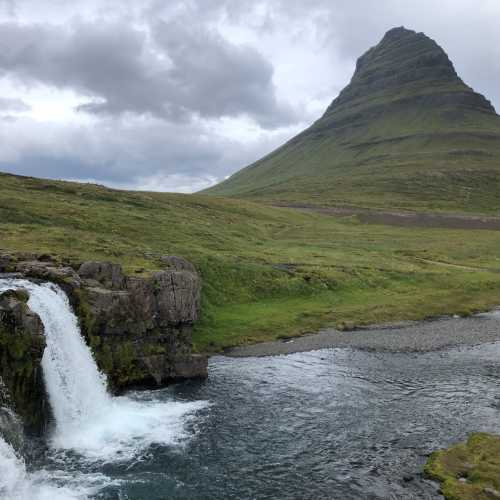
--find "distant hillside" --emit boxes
[203,27,500,213]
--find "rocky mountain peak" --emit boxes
[325,26,495,117]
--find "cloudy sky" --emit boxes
[0,0,499,192]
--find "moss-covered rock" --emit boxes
[0,290,49,435]
[425,433,500,499]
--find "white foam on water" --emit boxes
[53,394,205,461]
[0,436,106,500]
[0,278,207,496]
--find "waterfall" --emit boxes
[0,279,110,439]
[23,281,109,435]
[0,278,206,467]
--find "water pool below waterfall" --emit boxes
[1,279,500,499]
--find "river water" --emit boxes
[15,344,500,499]
[1,280,500,499]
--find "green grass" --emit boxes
[204,105,500,213]
[2,172,500,352]
[425,433,500,499]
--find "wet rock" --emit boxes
[0,378,25,450]
[170,354,208,380]
[0,290,48,435]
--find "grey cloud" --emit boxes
[0,115,292,190]
[0,18,297,128]
[0,97,30,111]
[151,20,296,128]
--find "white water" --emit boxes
[0,279,207,498]
[0,436,108,500]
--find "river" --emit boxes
[1,280,500,499]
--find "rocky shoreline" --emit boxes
[226,311,500,357]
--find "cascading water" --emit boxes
[20,280,109,439]
[0,278,207,499]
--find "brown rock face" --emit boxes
[75,258,206,390]
[15,260,82,289]
[0,289,49,434]
[78,261,126,290]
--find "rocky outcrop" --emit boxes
[0,289,48,435]
[0,251,207,395]
[318,26,495,131]
[76,257,206,389]
[78,261,126,289]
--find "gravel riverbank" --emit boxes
[226,311,500,357]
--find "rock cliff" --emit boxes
[0,251,207,431]
[75,258,207,389]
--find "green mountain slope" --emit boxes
[2,172,500,352]
[204,27,500,213]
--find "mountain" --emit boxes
[203,27,500,213]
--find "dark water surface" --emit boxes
[35,343,500,499]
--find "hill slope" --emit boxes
[204,27,500,213]
[2,172,500,352]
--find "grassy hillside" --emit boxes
[204,28,500,214]
[2,172,500,352]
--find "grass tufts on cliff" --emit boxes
[2,172,500,352]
